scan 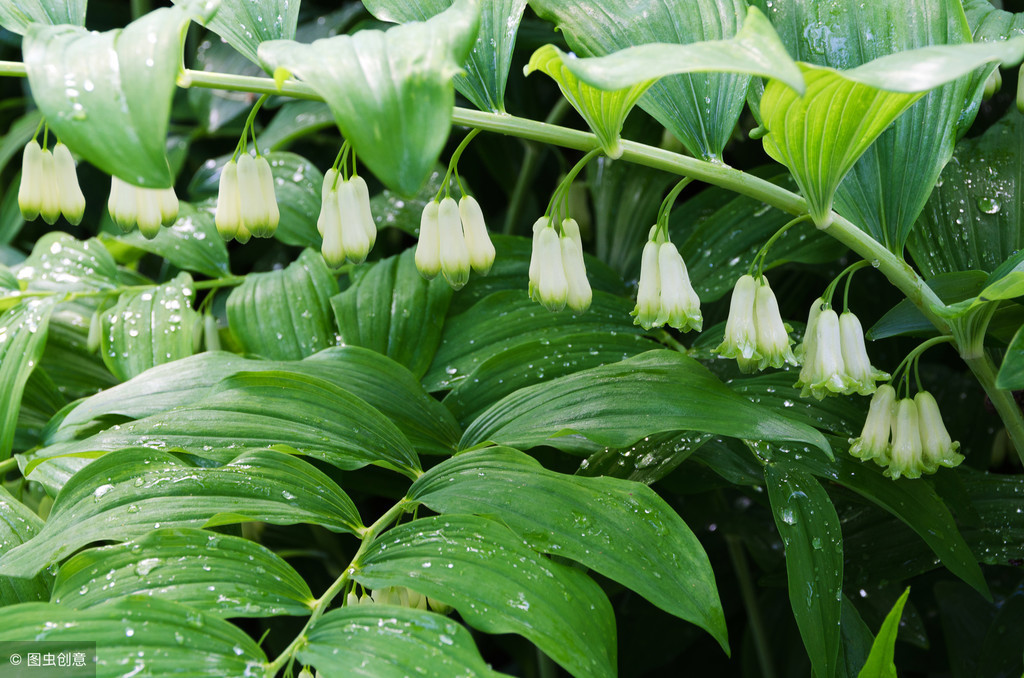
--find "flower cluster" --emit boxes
[317,169,377,267]
[345,586,451,614]
[108,176,179,239]
[632,227,701,332]
[19,141,85,226]
[528,217,592,313]
[415,195,495,289]
[715,274,797,372]
[795,300,889,399]
[849,385,964,479]
[215,154,279,242]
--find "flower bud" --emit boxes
[795,298,824,385]
[914,391,963,472]
[716,274,760,369]
[136,188,163,239]
[800,308,857,399]
[215,160,241,240]
[234,222,252,245]
[438,196,471,290]
[839,311,889,395]
[253,155,279,237]
[887,398,925,479]
[632,240,661,329]
[528,217,549,299]
[317,169,340,237]
[459,195,495,275]
[319,185,345,268]
[656,242,702,332]
[37,150,61,225]
[53,143,85,225]
[415,200,441,279]
[560,219,592,313]
[534,225,568,311]
[849,384,895,465]
[753,277,796,370]
[236,153,265,235]
[350,175,377,250]
[18,141,44,221]
[338,181,371,265]
[157,187,179,227]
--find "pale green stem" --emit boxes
[0,458,18,478]
[264,498,413,677]
[964,353,1024,460]
[726,535,775,678]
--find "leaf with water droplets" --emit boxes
[227,249,338,360]
[30,370,421,479]
[0,298,55,460]
[101,272,200,382]
[52,527,314,617]
[23,3,218,187]
[0,448,362,578]
[258,0,480,195]
[299,605,507,678]
[0,596,266,675]
[0,486,49,605]
[173,0,300,66]
[17,232,120,293]
[856,588,910,678]
[111,202,231,279]
[461,350,832,457]
[363,0,527,113]
[355,514,616,678]
[766,466,843,678]
[410,447,729,653]
[0,0,85,35]
[332,249,453,380]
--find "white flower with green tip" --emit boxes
[849,384,895,465]
[561,218,592,313]
[459,195,495,275]
[438,196,471,290]
[914,391,963,473]
[715,274,761,371]
[839,311,890,395]
[886,398,926,480]
[415,200,442,279]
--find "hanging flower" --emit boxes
[438,196,471,290]
[108,176,179,239]
[848,384,895,465]
[632,227,702,332]
[886,397,926,480]
[19,141,86,226]
[349,174,378,251]
[560,218,592,313]
[214,154,279,241]
[715,274,794,372]
[914,391,964,473]
[839,311,890,395]
[529,220,568,312]
[459,195,495,275]
[796,305,889,399]
[632,239,661,329]
[215,160,241,240]
[415,200,442,279]
[316,169,379,267]
[754,277,797,370]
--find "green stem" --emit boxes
[264,498,413,677]
[235,93,270,159]
[130,0,150,19]
[749,214,811,278]
[438,128,481,201]
[0,457,18,479]
[965,353,1024,467]
[655,177,693,236]
[726,535,775,678]
[545,148,602,221]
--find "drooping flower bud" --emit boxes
[215,160,241,240]
[561,218,592,313]
[338,180,371,265]
[914,391,963,472]
[37,149,61,225]
[459,195,495,275]
[849,384,895,465]
[236,153,264,235]
[799,308,857,399]
[415,200,441,279]
[632,239,661,329]
[136,189,163,239]
[438,196,471,290]
[533,224,568,312]
[528,217,549,299]
[887,397,925,480]
[715,274,760,372]
[752,277,796,370]
[317,169,339,237]
[52,143,85,225]
[319,180,345,268]
[839,311,889,395]
[795,298,824,383]
[655,241,702,332]
[251,155,279,238]
[109,176,136,233]
[349,175,377,250]
[18,140,44,221]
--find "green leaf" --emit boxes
[111,202,231,279]
[0,597,267,675]
[332,249,453,379]
[370,167,458,237]
[33,370,421,478]
[52,528,315,618]
[100,272,200,382]
[766,466,843,678]
[257,101,334,151]
[258,0,481,195]
[23,4,217,188]
[442,331,658,427]
[867,271,986,340]
[0,487,50,605]
[174,0,300,66]
[910,106,1024,277]
[760,38,1024,229]
[299,605,505,678]
[524,43,656,159]
[997,324,1024,389]
[18,232,119,292]
[363,0,527,113]
[0,0,85,35]
[0,448,363,578]
[964,0,1024,41]
[188,32,267,133]
[0,299,55,460]
[461,350,831,456]
[227,248,338,360]
[354,514,617,678]
[857,588,910,678]
[529,0,758,162]
[409,447,729,652]
[423,290,642,391]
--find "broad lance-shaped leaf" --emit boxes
[998,324,1024,390]
[354,515,616,678]
[760,38,1024,228]
[52,528,314,618]
[300,605,506,678]
[332,249,453,380]
[766,466,843,678]
[23,3,219,188]
[857,588,910,678]
[526,7,802,160]
[227,248,338,361]
[28,370,421,479]
[52,347,458,457]
[100,272,200,382]
[259,0,480,195]
[111,202,231,279]
[0,487,49,605]
[0,597,266,676]
[0,299,55,460]
[530,0,750,162]
[461,350,831,457]
[0,0,85,35]
[16,232,119,293]
[0,448,363,578]
[362,0,527,113]
[173,0,299,66]
[409,447,729,652]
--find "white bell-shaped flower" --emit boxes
[349,175,377,250]
[753,277,796,370]
[52,143,85,225]
[37,149,61,226]
[655,241,702,332]
[528,217,548,299]
[438,196,471,290]
[338,180,371,265]
[415,200,442,279]
[560,218,592,313]
[849,384,895,465]
[459,195,495,275]
[798,308,858,399]
[839,311,890,395]
[108,176,179,239]
[532,223,568,312]
[632,239,661,329]
[18,140,44,221]
[914,391,963,472]
[887,398,925,480]
[715,274,761,372]
[216,160,241,240]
